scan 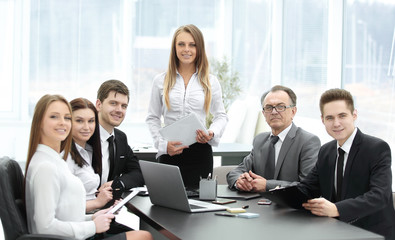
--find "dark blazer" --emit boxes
[227,123,321,190]
[108,128,144,189]
[299,128,395,239]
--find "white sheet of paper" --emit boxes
[159,113,208,146]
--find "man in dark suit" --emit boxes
[227,85,321,192]
[299,88,395,240]
[96,79,144,194]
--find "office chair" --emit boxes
[0,156,73,240]
[212,165,237,185]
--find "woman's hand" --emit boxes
[196,130,214,144]
[167,141,188,156]
[93,213,114,233]
[95,186,113,208]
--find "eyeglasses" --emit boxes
[262,105,295,113]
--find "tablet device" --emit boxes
[109,187,144,214]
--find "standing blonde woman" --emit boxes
[146,24,228,189]
[25,94,152,240]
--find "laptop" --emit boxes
[139,160,227,213]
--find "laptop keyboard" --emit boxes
[186,189,199,198]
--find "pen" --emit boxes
[215,213,237,217]
[242,205,249,209]
[207,173,211,180]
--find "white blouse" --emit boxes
[25,144,96,240]
[146,71,228,158]
[66,143,101,200]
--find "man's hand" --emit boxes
[235,172,253,192]
[235,171,267,192]
[248,171,267,192]
[302,198,339,217]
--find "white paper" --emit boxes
[159,113,208,146]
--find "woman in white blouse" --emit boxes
[146,24,228,189]
[67,98,113,212]
[25,94,152,240]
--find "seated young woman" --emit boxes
[24,94,152,240]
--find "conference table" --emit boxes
[133,142,252,166]
[125,186,384,240]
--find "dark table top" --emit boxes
[126,187,384,240]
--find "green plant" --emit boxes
[206,56,242,127]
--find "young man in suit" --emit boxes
[299,88,395,240]
[96,79,144,196]
[227,85,321,192]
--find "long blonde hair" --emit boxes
[164,24,212,113]
[25,94,73,173]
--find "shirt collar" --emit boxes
[337,127,358,154]
[99,124,114,142]
[272,123,292,143]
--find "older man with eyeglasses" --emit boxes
[227,85,321,192]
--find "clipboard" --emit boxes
[159,113,208,146]
[260,185,309,209]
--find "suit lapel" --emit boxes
[274,123,297,179]
[257,134,271,174]
[341,129,362,199]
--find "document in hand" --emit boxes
[109,187,145,214]
[159,113,208,146]
[260,185,309,209]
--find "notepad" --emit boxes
[159,113,208,146]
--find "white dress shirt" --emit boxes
[66,143,100,200]
[99,124,113,185]
[146,71,228,158]
[25,144,96,240]
[334,127,358,191]
[272,123,292,165]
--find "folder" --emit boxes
[260,185,309,209]
[159,113,208,146]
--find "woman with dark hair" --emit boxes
[67,98,112,212]
[146,24,228,189]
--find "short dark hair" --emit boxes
[97,79,129,102]
[319,88,354,115]
[261,85,297,107]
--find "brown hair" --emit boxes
[261,85,297,107]
[164,24,211,113]
[69,98,102,174]
[319,88,354,115]
[97,79,129,103]
[26,94,73,173]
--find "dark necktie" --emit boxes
[336,148,345,202]
[107,135,115,179]
[264,135,280,179]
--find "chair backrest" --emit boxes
[0,156,29,240]
[213,165,237,185]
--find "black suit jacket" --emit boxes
[108,128,144,189]
[299,129,395,239]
